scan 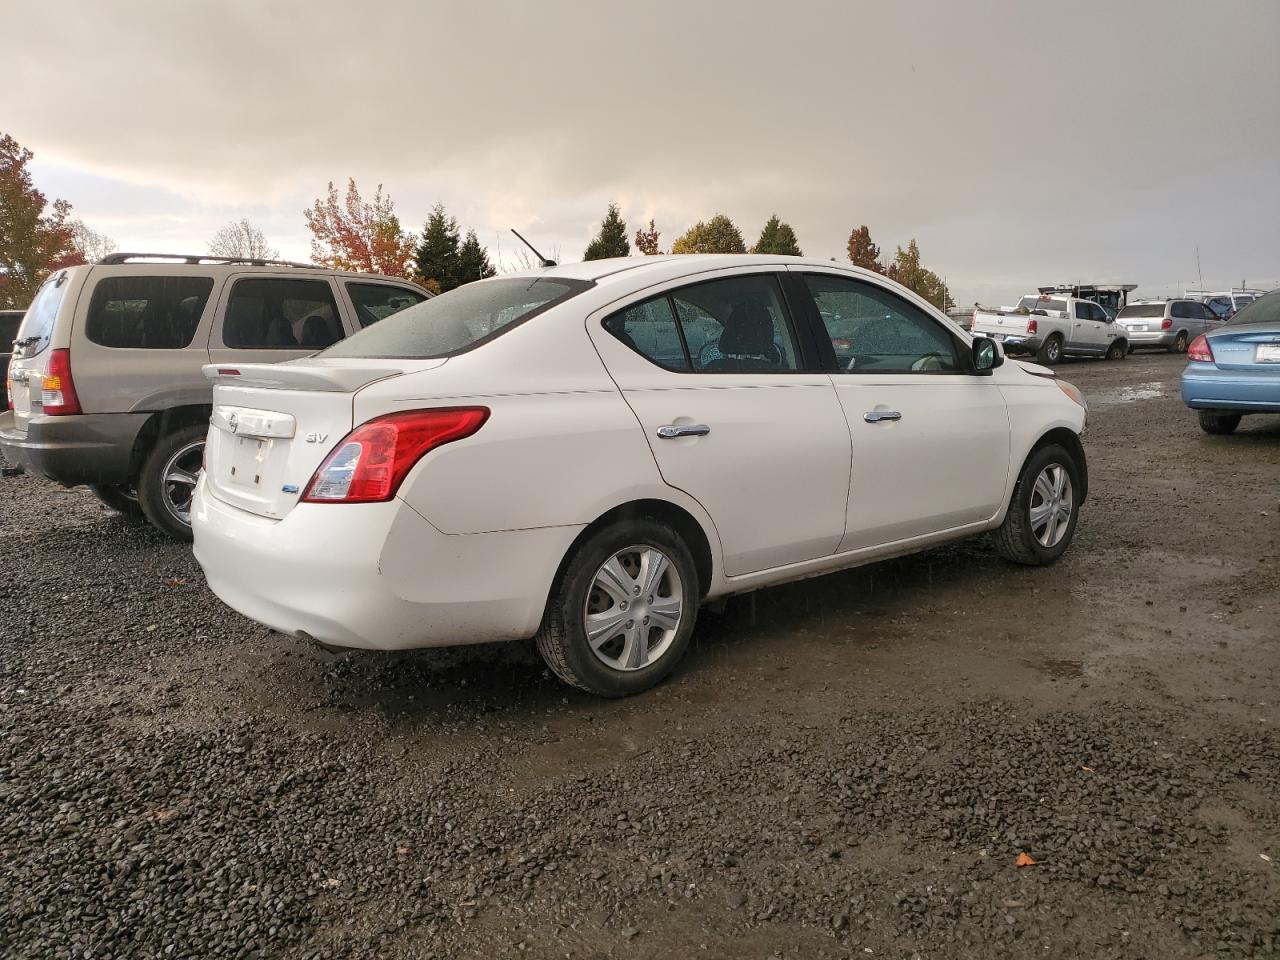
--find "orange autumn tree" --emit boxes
[304,178,416,280]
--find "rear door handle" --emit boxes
[863,410,902,423]
[657,423,711,439]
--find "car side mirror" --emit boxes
[972,336,1003,373]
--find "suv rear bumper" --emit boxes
[0,410,147,486]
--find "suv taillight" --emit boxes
[1027,318,1038,335]
[1161,317,1173,330]
[1187,334,1214,363]
[41,349,82,415]
[301,408,489,504]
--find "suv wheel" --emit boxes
[90,484,144,519]
[994,443,1082,566]
[536,519,699,697]
[138,424,206,541]
[1170,331,1188,353]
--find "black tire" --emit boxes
[1198,410,1241,435]
[1036,335,1063,366]
[137,424,207,542]
[89,483,144,519]
[994,443,1083,566]
[1169,331,1189,354]
[536,518,700,697]
[1107,339,1128,361]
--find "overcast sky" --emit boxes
[10,0,1280,305]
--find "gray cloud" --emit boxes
[9,0,1279,302]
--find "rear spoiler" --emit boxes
[202,362,410,393]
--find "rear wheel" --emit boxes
[536,519,699,697]
[137,424,206,541]
[995,443,1082,566]
[1169,331,1189,353]
[1107,339,1128,360]
[1036,335,1063,366]
[1197,410,1241,435]
[90,484,144,519]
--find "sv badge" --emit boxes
[305,432,329,444]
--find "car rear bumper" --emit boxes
[1181,367,1280,412]
[191,474,581,650]
[979,333,1041,354]
[0,410,147,485]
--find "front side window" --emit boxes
[86,275,214,349]
[322,276,590,359]
[803,273,959,373]
[223,278,342,350]
[1088,303,1108,322]
[346,282,428,328]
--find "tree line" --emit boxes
[1,130,951,311]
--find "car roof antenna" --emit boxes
[510,229,557,268]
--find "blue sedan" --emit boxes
[1182,290,1280,434]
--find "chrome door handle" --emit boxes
[657,423,711,439]
[863,410,902,423]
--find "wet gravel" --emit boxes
[2,352,1278,959]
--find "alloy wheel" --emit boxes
[1029,464,1073,548]
[161,441,204,527]
[583,545,684,671]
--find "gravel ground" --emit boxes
[2,351,1278,960]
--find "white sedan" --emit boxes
[192,255,1088,697]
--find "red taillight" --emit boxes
[1161,317,1173,330]
[301,407,489,504]
[1027,318,1038,335]
[41,349,82,415]
[1187,334,1214,363]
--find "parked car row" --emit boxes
[1,254,427,538]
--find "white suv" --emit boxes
[192,255,1090,697]
[1,254,427,538]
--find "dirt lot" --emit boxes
[2,352,1278,960]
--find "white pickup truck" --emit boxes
[971,294,1130,365]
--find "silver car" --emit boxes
[1116,299,1222,354]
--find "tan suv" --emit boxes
[1,253,427,539]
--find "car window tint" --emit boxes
[1090,303,1108,322]
[224,278,341,350]
[670,275,799,373]
[803,273,959,373]
[603,296,689,370]
[346,282,428,328]
[1074,302,1090,320]
[85,275,214,349]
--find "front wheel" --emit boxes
[1107,340,1128,361]
[536,519,699,697]
[90,484,144,519]
[994,444,1082,566]
[137,424,207,542]
[1198,411,1241,435]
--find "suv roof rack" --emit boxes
[98,252,317,269]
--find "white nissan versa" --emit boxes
[192,255,1088,697]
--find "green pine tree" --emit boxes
[456,229,497,285]
[583,203,631,260]
[414,203,460,292]
[670,214,747,254]
[750,214,802,256]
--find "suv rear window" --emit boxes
[14,271,73,358]
[87,276,215,349]
[322,277,592,359]
[1118,304,1166,319]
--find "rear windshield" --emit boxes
[1226,291,1280,326]
[321,276,592,359]
[1014,296,1066,314]
[14,271,72,359]
[1118,304,1166,319]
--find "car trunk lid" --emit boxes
[201,358,437,518]
[1208,328,1280,371]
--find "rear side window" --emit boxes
[1170,301,1189,319]
[604,298,688,370]
[322,277,591,359]
[224,278,342,350]
[86,275,214,349]
[346,282,428,328]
